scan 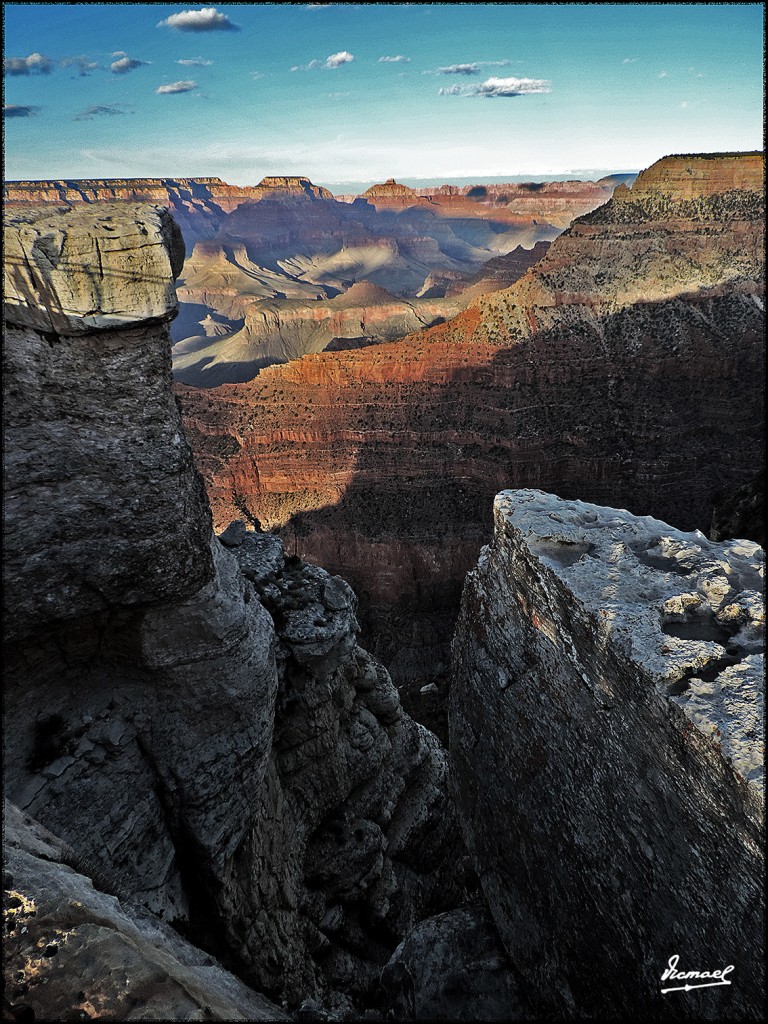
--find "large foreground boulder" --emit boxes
[451,489,764,1020]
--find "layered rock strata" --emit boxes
[178,153,765,708]
[451,488,764,1020]
[173,280,456,387]
[3,203,463,1013]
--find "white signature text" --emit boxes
[661,954,734,994]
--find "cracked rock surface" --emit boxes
[450,488,764,1020]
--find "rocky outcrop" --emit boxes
[177,153,765,711]
[3,801,287,1022]
[3,202,464,1014]
[622,151,763,200]
[450,489,764,1020]
[4,203,213,638]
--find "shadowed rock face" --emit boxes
[3,801,288,1022]
[450,489,764,1020]
[3,202,213,637]
[177,153,765,712]
[2,202,464,1013]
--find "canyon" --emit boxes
[3,158,764,1019]
[4,172,625,385]
[177,152,765,718]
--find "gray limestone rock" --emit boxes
[3,203,212,641]
[450,488,764,1020]
[3,801,287,1022]
[3,202,184,334]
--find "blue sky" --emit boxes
[3,3,764,187]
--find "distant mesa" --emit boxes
[362,178,418,198]
[256,175,332,199]
[618,151,764,200]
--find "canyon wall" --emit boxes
[450,489,764,1019]
[3,203,465,1014]
[178,153,765,710]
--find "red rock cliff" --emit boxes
[178,153,765,705]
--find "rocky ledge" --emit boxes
[451,489,764,1019]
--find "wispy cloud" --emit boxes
[436,60,511,76]
[4,52,53,75]
[292,50,355,71]
[658,70,668,78]
[307,3,335,8]
[73,103,130,121]
[110,56,149,74]
[379,55,410,63]
[249,70,265,80]
[440,75,551,98]
[156,79,197,94]
[4,104,41,117]
[177,57,213,66]
[157,7,240,32]
[61,55,100,76]
[622,57,638,64]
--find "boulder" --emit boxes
[450,488,764,1019]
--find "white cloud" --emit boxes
[658,70,667,78]
[622,57,638,64]
[249,70,265,79]
[440,76,551,98]
[4,52,54,75]
[178,57,213,66]
[325,50,354,68]
[680,100,688,108]
[157,7,239,32]
[156,79,197,94]
[379,55,410,63]
[438,63,481,76]
[293,50,355,71]
[111,56,149,74]
[437,60,510,76]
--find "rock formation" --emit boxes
[3,202,464,1015]
[450,488,764,1019]
[177,152,765,713]
[3,801,287,1022]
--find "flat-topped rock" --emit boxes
[622,151,764,200]
[4,202,185,335]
